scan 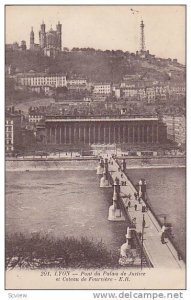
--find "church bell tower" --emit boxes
[39,21,46,49]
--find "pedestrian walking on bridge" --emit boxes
[161,232,166,244]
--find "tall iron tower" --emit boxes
[140,20,146,52]
[30,27,34,49]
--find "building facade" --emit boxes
[44,116,167,145]
[30,21,62,56]
[93,83,111,94]
[168,83,186,97]
[5,119,14,153]
[67,77,88,91]
[16,73,67,88]
[5,107,23,153]
[29,114,44,124]
[6,41,27,51]
[163,115,185,144]
[146,87,156,103]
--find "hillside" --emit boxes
[5,49,185,83]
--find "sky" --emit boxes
[5,5,185,64]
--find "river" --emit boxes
[6,170,127,252]
[6,167,186,257]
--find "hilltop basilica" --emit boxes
[30,21,62,57]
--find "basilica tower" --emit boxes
[39,21,46,49]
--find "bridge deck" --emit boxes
[109,158,185,270]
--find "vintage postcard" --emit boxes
[5,5,186,290]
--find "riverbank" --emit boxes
[6,159,98,171]
[6,156,185,171]
[117,156,185,168]
[6,233,119,270]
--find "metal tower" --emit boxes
[140,20,146,52]
[30,27,34,49]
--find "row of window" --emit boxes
[20,77,67,86]
[94,87,111,90]
[5,133,13,138]
[5,145,14,151]
[29,115,43,118]
[94,89,111,93]
[22,80,65,84]
[5,126,13,132]
[68,81,87,84]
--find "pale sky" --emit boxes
[5,5,185,64]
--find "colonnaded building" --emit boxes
[43,116,167,145]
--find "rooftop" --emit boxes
[16,73,67,78]
[45,115,159,122]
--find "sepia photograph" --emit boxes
[5,5,186,290]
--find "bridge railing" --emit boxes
[115,158,185,263]
[110,159,153,268]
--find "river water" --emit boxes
[6,167,186,256]
[6,170,127,252]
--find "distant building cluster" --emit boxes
[10,70,185,104]
[6,40,27,52]
[114,75,185,103]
